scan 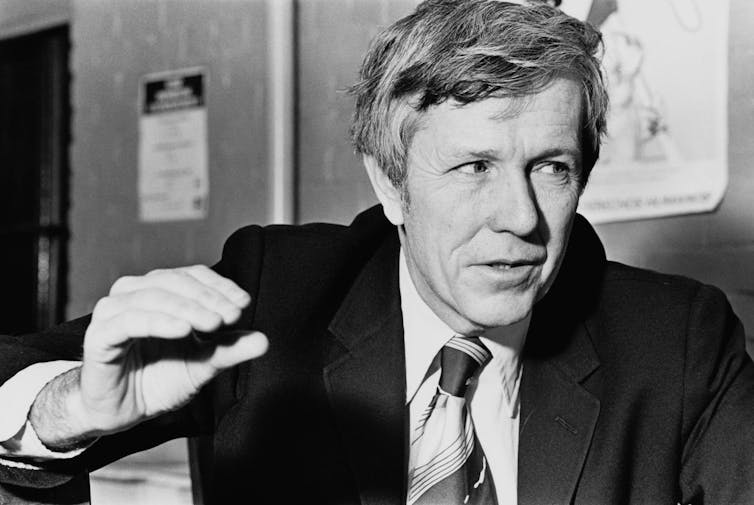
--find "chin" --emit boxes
[462,296,535,330]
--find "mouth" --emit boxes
[469,258,545,285]
[487,262,516,270]
[479,258,543,269]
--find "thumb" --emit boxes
[208,330,269,369]
[187,331,268,387]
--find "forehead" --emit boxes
[410,78,583,159]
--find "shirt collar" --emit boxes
[399,248,530,404]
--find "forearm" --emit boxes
[28,367,100,452]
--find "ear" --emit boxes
[363,155,405,226]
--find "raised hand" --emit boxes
[30,265,268,447]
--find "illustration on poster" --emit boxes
[560,0,725,224]
[560,0,702,165]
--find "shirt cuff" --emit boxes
[0,361,90,461]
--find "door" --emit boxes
[0,26,70,335]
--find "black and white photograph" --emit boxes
[0,1,752,504]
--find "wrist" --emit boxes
[29,367,100,451]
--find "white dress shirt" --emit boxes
[400,250,529,505]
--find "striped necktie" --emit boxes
[408,336,496,505]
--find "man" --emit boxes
[1,1,752,504]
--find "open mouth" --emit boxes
[488,262,515,270]
[472,259,543,283]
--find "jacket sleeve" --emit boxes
[679,283,754,503]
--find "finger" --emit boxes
[186,331,268,388]
[93,290,225,334]
[110,269,245,325]
[208,331,268,370]
[84,311,193,360]
[177,265,251,307]
[191,328,253,344]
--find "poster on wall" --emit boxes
[138,67,208,222]
[559,0,729,224]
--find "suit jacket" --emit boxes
[1,205,753,505]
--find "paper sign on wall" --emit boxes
[138,68,208,222]
[560,0,729,223]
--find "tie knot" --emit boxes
[439,336,491,397]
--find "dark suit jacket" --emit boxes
[1,205,753,505]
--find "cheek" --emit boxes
[405,174,502,274]
[409,184,475,243]
[404,201,466,285]
[537,191,579,262]
[536,184,579,230]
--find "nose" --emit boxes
[484,170,539,236]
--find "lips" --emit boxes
[488,262,514,270]
[467,255,545,286]
[468,261,537,288]
[475,257,544,269]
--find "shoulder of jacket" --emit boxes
[598,261,731,326]
[221,204,392,260]
[604,261,722,298]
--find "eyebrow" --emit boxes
[466,148,502,160]
[531,147,582,162]
[444,146,582,162]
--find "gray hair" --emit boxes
[350,0,608,189]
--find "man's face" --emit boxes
[371,78,585,335]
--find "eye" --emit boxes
[533,161,571,175]
[456,160,490,175]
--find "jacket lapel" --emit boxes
[323,233,407,505]
[518,318,601,505]
[517,214,606,505]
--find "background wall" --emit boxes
[297,0,413,222]
[68,0,270,318]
